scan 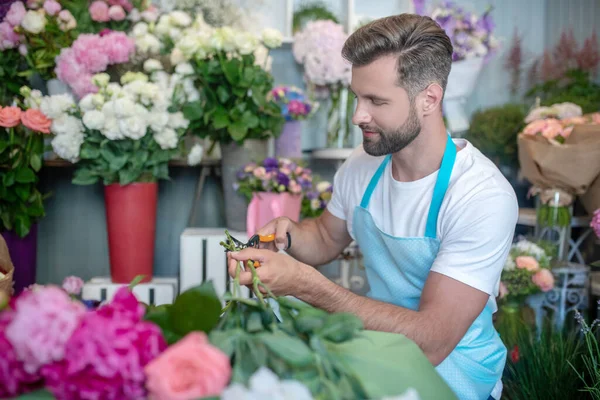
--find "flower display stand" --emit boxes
[81,277,178,306]
[180,228,252,302]
[526,262,589,336]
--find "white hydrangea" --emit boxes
[82,110,105,131]
[513,240,546,260]
[153,128,178,149]
[40,94,76,119]
[221,367,313,400]
[50,114,84,136]
[187,143,203,166]
[503,257,516,271]
[148,112,170,132]
[51,131,84,163]
[119,116,148,139]
[168,111,189,129]
[101,117,124,140]
[143,59,164,73]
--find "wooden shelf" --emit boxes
[310,148,354,161]
[43,158,221,168]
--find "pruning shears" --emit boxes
[226,233,291,267]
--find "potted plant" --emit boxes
[170,18,285,231]
[300,178,333,220]
[0,92,51,293]
[268,85,317,159]
[40,62,194,284]
[235,157,312,238]
[428,2,499,132]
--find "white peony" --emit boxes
[261,28,283,48]
[114,97,138,117]
[136,33,162,54]
[50,114,84,136]
[91,73,110,88]
[170,10,192,27]
[51,131,84,163]
[40,94,75,119]
[82,110,105,131]
[78,94,95,112]
[187,143,204,166]
[153,128,178,149]
[21,10,46,34]
[148,112,170,132]
[100,117,124,140]
[91,94,105,107]
[143,59,163,73]
[119,116,148,139]
[131,22,148,37]
[175,62,194,76]
[235,32,259,55]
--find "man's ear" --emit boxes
[420,83,444,116]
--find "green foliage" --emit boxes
[571,314,600,399]
[503,324,587,400]
[183,52,285,146]
[526,69,600,114]
[71,127,182,186]
[292,1,339,33]
[466,103,527,170]
[0,49,28,107]
[0,125,47,238]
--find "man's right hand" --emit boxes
[256,217,294,252]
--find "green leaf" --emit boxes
[15,168,36,183]
[0,141,8,154]
[216,86,230,103]
[170,281,222,336]
[228,121,248,141]
[222,58,241,85]
[14,184,30,201]
[14,215,30,238]
[242,111,259,129]
[30,154,42,172]
[212,108,230,130]
[72,169,99,185]
[256,330,313,367]
[118,169,139,185]
[131,150,149,169]
[152,163,169,180]
[183,101,203,121]
[2,171,15,187]
[110,155,129,171]
[318,312,363,343]
[100,146,119,164]
[1,212,12,231]
[209,328,245,357]
[80,143,100,159]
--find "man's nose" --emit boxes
[352,102,371,126]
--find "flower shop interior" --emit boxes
[1,0,600,399]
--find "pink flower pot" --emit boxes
[246,192,302,238]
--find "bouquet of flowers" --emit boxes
[268,85,317,121]
[499,239,555,303]
[301,179,333,219]
[82,0,159,33]
[429,1,499,62]
[39,60,198,185]
[0,0,77,81]
[234,157,312,202]
[54,30,136,99]
[169,19,285,146]
[0,93,51,238]
[129,9,195,59]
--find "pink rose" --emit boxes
[0,106,22,128]
[289,180,301,194]
[61,276,84,296]
[541,119,564,139]
[515,256,540,272]
[21,109,51,133]
[253,166,266,178]
[532,269,554,292]
[145,332,232,400]
[498,281,508,299]
[523,119,547,135]
[6,1,26,27]
[43,0,62,16]
[89,1,109,22]
[108,5,126,21]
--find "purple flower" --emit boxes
[236,170,246,180]
[277,172,290,187]
[263,157,278,171]
[306,191,318,200]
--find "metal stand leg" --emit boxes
[187,165,217,226]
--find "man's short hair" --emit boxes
[342,14,453,99]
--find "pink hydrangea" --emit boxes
[43,0,62,16]
[5,1,26,27]
[103,31,135,64]
[42,287,167,400]
[5,286,86,374]
[591,209,600,239]
[0,310,43,398]
[89,1,110,22]
[0,21,20,49]
[72,34,110,72]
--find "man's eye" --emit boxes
[372,100,385,106]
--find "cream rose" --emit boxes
[21,10,46,34]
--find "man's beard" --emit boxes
[361,103,421,157]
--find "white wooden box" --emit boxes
[82,277,178,306]
[180,228,251,300]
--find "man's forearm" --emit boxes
[286,218,346,267]
[295,267,450,366]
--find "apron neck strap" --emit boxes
[360,154,391,208]
[424,134,457,239]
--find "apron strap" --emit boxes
[360,155,391,208]
[424,134,457,239]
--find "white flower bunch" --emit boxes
[524,102,583,123]
[221,367,313,400]
[130,9,196,56]
[169,16,282,66]
[38,93,84,163]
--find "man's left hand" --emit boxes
[227,248,311,297]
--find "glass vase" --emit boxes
[534,188,573,262]
[326,86,354,148]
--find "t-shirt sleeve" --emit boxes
[326,162,349,221]
[430,191,518,296]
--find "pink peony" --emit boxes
[145,332,232,400]
[515,255,540,272]
[62,276,85,296]
[591,209,600,239]
[0,21,20,49]
[0,310,43,398]
[72,34,110,72]
[103,31,135,64]
[43,0,61,16]
[108,5,125,21]
[41,287,167,400]
[532,269,554,292]
[5,286,86,374]
[107,0,133,12]
[6,1,26,27]
[89,1,109,22]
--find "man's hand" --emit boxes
[255,217,294,252]
[227,248,311,297]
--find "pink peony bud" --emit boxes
[43,0,62,16]
[89,1,109,22]
[61,276,84,296]
[108,5,125,21]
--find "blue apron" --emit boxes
[352,135,506,400]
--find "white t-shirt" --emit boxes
[327,138,519,312]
